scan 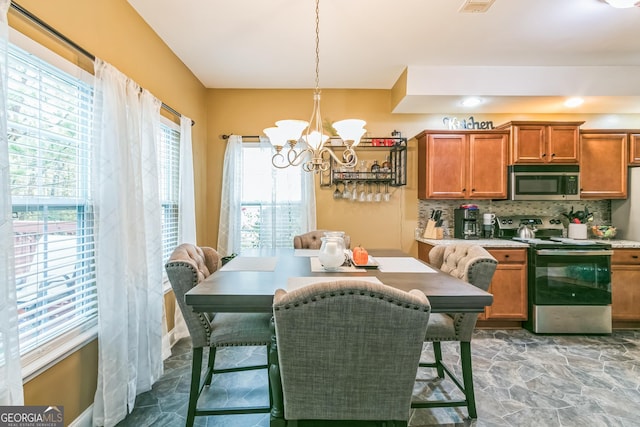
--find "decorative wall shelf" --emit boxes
[319,137,407,188]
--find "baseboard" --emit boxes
[69,404,92,427]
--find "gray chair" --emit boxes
[293,230,351,249]
[411,244,497,419]
[165,243,273,427]
[270,280,431,427]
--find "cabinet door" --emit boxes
[468,133,508,199]
[580,133,628,199]
[630,133,640,165]
[485,249,527,320]
[424,134,467,199]
[512,125,546,163]
[485,264,528,320]
[611,266,640,321]
[547,125,579,163]
[611,249,640,321]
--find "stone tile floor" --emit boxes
[116,329,640,426]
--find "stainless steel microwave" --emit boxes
[509,165,580,200]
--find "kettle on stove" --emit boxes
[517,224,537,239]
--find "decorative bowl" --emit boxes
[590,225,617,240]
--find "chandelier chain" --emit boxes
[314,0,320,94]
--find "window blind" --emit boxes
[241,143,305,248]
[158,120,180,264]
[7,42,97,359]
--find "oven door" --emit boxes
[531,249,613,305]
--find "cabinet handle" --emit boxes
[551,153,556,157]
[633,255,639,259]
[505,255,510,258]
[471,188,476,192]
[542,153,546,157]
[462,188,466,192]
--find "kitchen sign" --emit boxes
[443,116,494,130]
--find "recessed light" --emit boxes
[564,97,584,108]
[461,97,483,107]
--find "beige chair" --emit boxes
[165,243,273,427]
[412,244,497,419]
[292,230,351,249]
[270,280,431,426]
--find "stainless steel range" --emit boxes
[496,215,613,334]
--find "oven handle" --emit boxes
[535,249,614,256]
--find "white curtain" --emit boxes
[91,59,164,427]
[0,0,24,406]
[217,135,244,256]
[171,115,197,342]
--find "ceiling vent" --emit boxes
[458,0,496,13]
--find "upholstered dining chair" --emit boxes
[270,280,431,427]
[292,230,351,249]
[165,243,273,427]
[411,244,497,419]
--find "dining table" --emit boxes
[184,248,493,314]
[183,247,493,426]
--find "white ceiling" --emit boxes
[127,0,640,114]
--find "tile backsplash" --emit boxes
[417,199,611,239]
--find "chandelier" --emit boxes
[263,0,366,173]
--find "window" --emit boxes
[158,118,180,265]
[6,30,184,372]
[7,35,97,365]
[240,143,306,248]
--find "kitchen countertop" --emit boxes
[415,237,640,249]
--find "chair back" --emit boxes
[293,230,351,249]
[429,244,497,340]
[165,243,221,348]
[272,280,431,422]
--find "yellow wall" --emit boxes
[9,1,208,424]
[205,89,640,254]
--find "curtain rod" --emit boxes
[9,1,194,126]
[221,134,262,140]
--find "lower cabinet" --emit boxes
[417,242,528,322]
[482,249,528,321]
[611,249,640,323]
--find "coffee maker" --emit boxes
[454,207,479,239]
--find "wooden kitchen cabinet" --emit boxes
[611,249,640,324]
[579,131,628,199]
[630,133,640,165]
[417,242,528,323]
[416,130,509,199]
[497,121,583,164]
[483,248,528,321]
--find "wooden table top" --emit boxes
[184,248,493,314]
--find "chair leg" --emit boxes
[187,347,204,427]
[433,341,445,378]
[204,346,216,386]
[460,341,477,419]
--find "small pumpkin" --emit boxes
[352,245,369,265]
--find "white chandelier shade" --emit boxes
[332,119,367,147]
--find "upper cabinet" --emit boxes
[630,133,640,166]
[416,130,509,199]
[580,131,628,199]
[497,121,584,164]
